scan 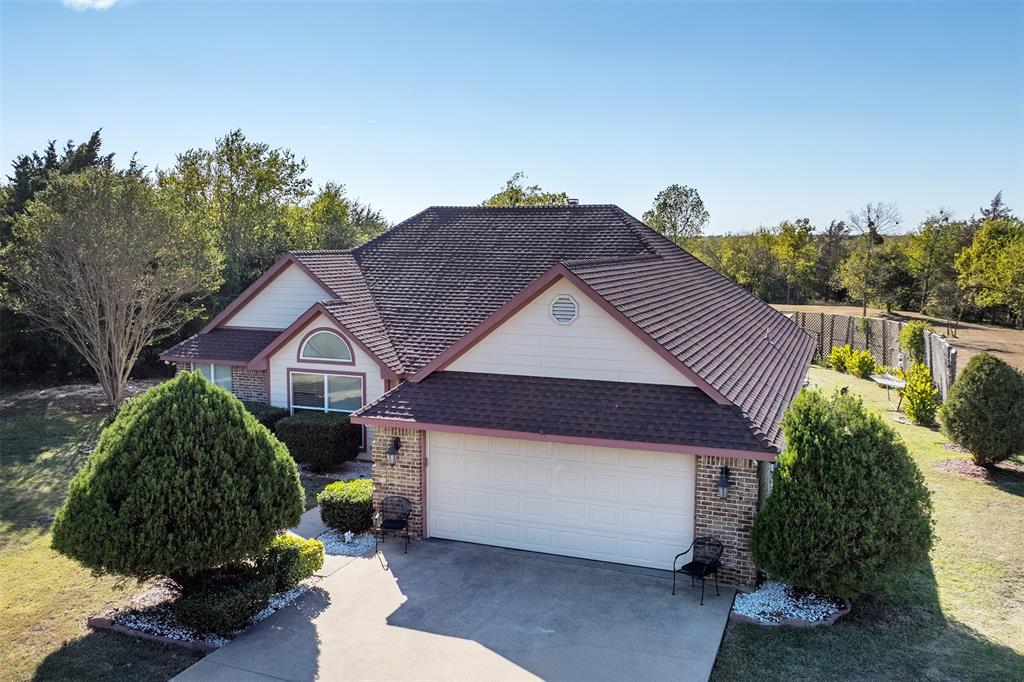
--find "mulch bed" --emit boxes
[936,456,1024,484]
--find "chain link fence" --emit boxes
[787,311,958,400]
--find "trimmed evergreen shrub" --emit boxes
[899,320,932,364]
[848,349,879,378]
[828,345,853,373]
[51,372,304,587]
[258,535,325,591]
[318,478,373,533]
[940,353,1024,467]
[750,389,933,597]
[243,401,289,433]
[172,572,276,636]
[275,412,361,472]
[903,362,940,426]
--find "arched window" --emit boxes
[299,330,353,363]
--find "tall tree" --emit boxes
[643,184,709,245]
[772,218,817,304]
[482,172,569,207]
[980,191,1012,221]
[847,203,901,316]
[956,216,1024,327]
[3,166,221,405]
[813,220,850,301]
[158,129,312,303]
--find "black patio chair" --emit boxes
[672,536,724,606]
[374,495,412,553]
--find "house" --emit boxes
[161,205,814,586]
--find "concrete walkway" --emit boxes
[173,540,733,682]
[289,506,328,541]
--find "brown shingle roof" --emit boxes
[352,371,777,455]
[161,328,280,364]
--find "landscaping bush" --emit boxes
[827,345,854,373]
[940,353,1024,467]
[903,362,940,426]
[847,349,879,379]
[258,535,325,591]
[172,572,276,637]
[51,371,304,588]
[275,411,361,472]
[750,389,933,598]
[318,478,373,533]
[900,320,932,364]
[243,401,289,433]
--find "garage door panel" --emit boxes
[427,436,695,570]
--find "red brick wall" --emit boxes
[694,455,760,587]
[229,366,268,402]
[371,426,425,537]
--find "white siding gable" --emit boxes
[448,279,693,386]
[224,264,328,330]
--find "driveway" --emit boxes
[174,540,734,682]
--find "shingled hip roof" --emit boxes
[351,372,778,458]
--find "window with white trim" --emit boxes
[299,330,352,362]
[550,294,579,324]
[197,363,232,391]
[290,372,363,413]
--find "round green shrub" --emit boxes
[172,572,276,636]
[242,401,290,433]
[902,362,940,426]
[275,412,361,472]
[258,535,325,591]
[51,371,304,587]
[899,320,932,364]
[940,353,1024,467]
[827,345,853,373]
[317,478,373,533]
[750,389,933,598]
[848,349,879,378]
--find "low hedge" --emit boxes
[172,572,276,637]
[242,401,289,433]
[258,535,324,591]
[275,412,361,472]
[318,478,373,533]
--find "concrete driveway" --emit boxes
[174,540,734,682]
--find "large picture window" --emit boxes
[290,372,363,413]
[299,330,353,363]
[197,363,232,392]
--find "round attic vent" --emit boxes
[550,294,579,324]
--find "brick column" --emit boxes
[371,426,425,537]
[694,456,760,587]
[229,367,269,402]
[174,362,193,374]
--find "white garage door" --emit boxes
[426,431,695,569]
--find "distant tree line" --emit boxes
[0,129,389,387]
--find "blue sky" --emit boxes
[2,1,1022,233]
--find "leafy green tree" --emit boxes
[956,217,1024,327]
[51,372,304,589]
[482,172,569,207]
[836,240,915,314]
[750,389,933,597]
[847,203,901,316]
[643,184,709,245]
[940,353,1024,467]
[158,129,313,303]
[813,220,850,301]
[3,166,221,405]
[0,130,113,379]
[772,218,817,303]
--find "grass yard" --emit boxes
[0,398,201,682]
[711,366,1024,681]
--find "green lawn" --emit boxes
[0,399,201,682]
[711,366,1024,681]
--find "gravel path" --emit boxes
[732,580,843,624]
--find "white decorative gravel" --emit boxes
[732,580,843,624]
[318,530,377,556]
[112,582,314,647]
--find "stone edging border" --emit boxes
[728,597,852,628]
[87,616,219,653]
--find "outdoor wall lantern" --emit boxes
[717,466,732,500]
[387,437,402,466]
